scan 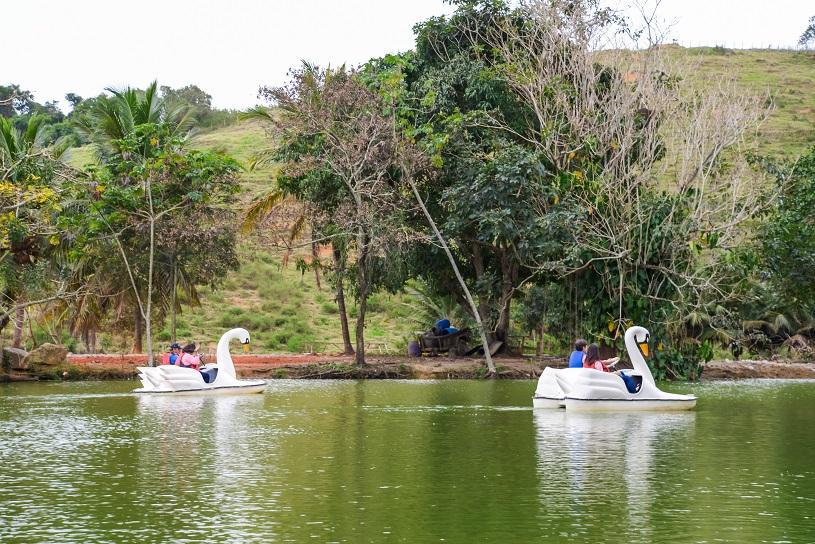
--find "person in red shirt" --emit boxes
[177,343,201,370]
[583,343,618,372]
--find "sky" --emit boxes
[2,0,812,111]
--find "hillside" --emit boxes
[678,47,815,157]
[60,48,815,355]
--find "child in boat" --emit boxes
[160,342,181,365]
[177,343,201,370]
[585,343,640,393]
[583,343,617,371]
[568,339,588,368]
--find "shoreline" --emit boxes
[3,353,815,382]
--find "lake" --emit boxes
[1,379,814,543]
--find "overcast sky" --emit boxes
[2,0,812,111]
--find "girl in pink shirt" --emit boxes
[177,343,201,370]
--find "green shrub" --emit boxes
[320,302,338,314]
[649,345,704,381]
[286,333,315,352]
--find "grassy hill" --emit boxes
[60,48,815,354]
[679,47,815,157]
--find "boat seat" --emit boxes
[620,372,642,394]
[200,368,218,384]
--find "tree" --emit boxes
[799,15,815,47]
[259,65,412,365]
[160,85,212,110]
[362,4,569,350]
[0,115,78,345]
[72,124,240,363]
[74,82,239,360]
[257,63,498,371]
[469,0,771,353]
[0,84,35,117]
[65,93,83,109]
[242,189,354,354]
[760,147,815,319]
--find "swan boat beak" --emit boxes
[242,339,250,353]
[639,342,649,357]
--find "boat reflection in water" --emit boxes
[533,409,695,541]
[134,394,274,540]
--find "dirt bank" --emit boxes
[701,360,815,379]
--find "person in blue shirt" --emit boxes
[161,343,181,365]
[568,339,588,368]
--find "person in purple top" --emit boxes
[568,339,588,368]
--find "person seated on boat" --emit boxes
[177,343,201,370]
[568,339,588,368]
[583,343,617,371]
[160,342,181,365]
[584,343,640,393]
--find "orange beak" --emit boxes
[639,343,650,358]
[242,343,250,353]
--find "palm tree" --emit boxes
[76,81,200,356]
[77,81,196,159]
[0,114,46,168]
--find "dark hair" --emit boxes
[182,343,196,354]
[586,343,600,364]
[574,339,587,351]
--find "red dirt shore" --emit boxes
[59,353,815,380]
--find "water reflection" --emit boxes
[533,409,695,542]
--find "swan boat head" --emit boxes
[216,328,251,379]
[624,325,655,387]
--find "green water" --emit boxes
[0,379,814,543]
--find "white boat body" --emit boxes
[533,326,697,411]
[134,328,266,395]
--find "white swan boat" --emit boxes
[134,328,266,395]
[533,326,696,411]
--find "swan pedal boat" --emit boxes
[533,326,696,412]
[134,328,266,395]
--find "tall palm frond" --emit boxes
[90,80,193,158]
[242,188,291,233]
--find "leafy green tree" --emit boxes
[0,84,35,117]
[759,147,815,322]
[69,123,240,361]
[362,3,568,347]
[255,65,416,365]
[0,115,74,345]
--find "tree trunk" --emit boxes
[354,228,369,365]
[495,249,517,343]
[89,327,97,354]
[470,243,492,338]
[144,194,156,366]
[333,246,354,355]
[536,323,545,357]
[12,305,24,349]
[408,179,495,374]
[132,305,143,354]
[171,257,177,342]
[312,241,322,291]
